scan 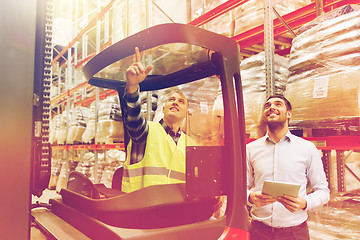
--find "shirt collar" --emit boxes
[159,119,182,136]
[265,131,292,143]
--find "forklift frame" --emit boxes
[32,23,249,239]
[83,22,249,239]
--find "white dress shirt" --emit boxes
[246,131,330,228]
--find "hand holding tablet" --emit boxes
[261,180,300,198]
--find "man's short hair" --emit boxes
[265,95,292,111]
[166,90,189,107]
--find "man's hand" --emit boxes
[249,191,277,208]
[277,195,307,213]
[126,47,153,94]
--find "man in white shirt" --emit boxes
[246,95,330,240]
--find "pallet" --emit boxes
[96,138,124,145]
[289,117,360,137]
[82,139,95,145]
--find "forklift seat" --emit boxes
[67,171,125,199]
[60,171,217,229]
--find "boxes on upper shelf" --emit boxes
[234,0,311,35]
[96,96,124,144]
[66,106,90,144]
[285,5,360,132]
[240,52,289,138]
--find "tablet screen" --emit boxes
[262,180,300,198]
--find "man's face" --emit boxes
[263,97,291,126]
[162,92,188,123]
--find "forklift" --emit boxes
[29,22,249,239]
[31,23,249,240]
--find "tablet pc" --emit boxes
[262,180,300,198]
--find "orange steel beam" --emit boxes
[188,0,250,27]
[233,0,360,49]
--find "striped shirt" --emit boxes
[123,88,182,164]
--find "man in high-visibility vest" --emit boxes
[121,47,196,193]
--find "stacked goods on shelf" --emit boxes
[151,0,187,25]
[140,91,159,120]
[100,149,126,188]
[49,114,60,144]
[181,76,222,145]
[112,0,187,43]
[285,5,360,132]
[211,90,225,145]
[234,0,311,35]
[57,110,72,145]
[82,105,96,144]
[240,52,289,137]
[48,156,62,190]
[151,44,209,78]
[205,11,233,37]
[74,152,94,179]
[112,0,143,42]
[96,96,124,144]
[70,150,125,187]
[56,157,78,192]
[51,149,126,191]
[192,0,227,18]
[55,152,94,192]
[50,84,59,99]
[192,0,232,37]
[66,106,90,144]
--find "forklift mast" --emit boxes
[0,0,52,238]
[31,0,53,198]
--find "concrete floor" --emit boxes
[308,193,360,240]
[31,189,60,240]
[30,189,360,239]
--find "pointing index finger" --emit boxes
[135,47,141,62]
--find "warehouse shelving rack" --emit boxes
[304,135,360,193]
[50,0,360,193]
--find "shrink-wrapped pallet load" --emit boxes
[74,152,94,179]
[112,0,187,43]
[57,110,72,145]
[192,0,231,37]
[49,115,60,145]
[240,52,289,137]
[56,158,78,192]
[66,106,90,144]
[139,91,158,120]
[100,149,126,188]
[234,0,311,35]
[82,105,96,144]
[96,96,124,144]
[285,5,360,132]
[48,156,62,190]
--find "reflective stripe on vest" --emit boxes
[123,166,186,181]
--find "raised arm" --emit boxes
[123,47,153,144]
[125,47,153,93]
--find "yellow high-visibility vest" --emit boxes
[122,121,196,193]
